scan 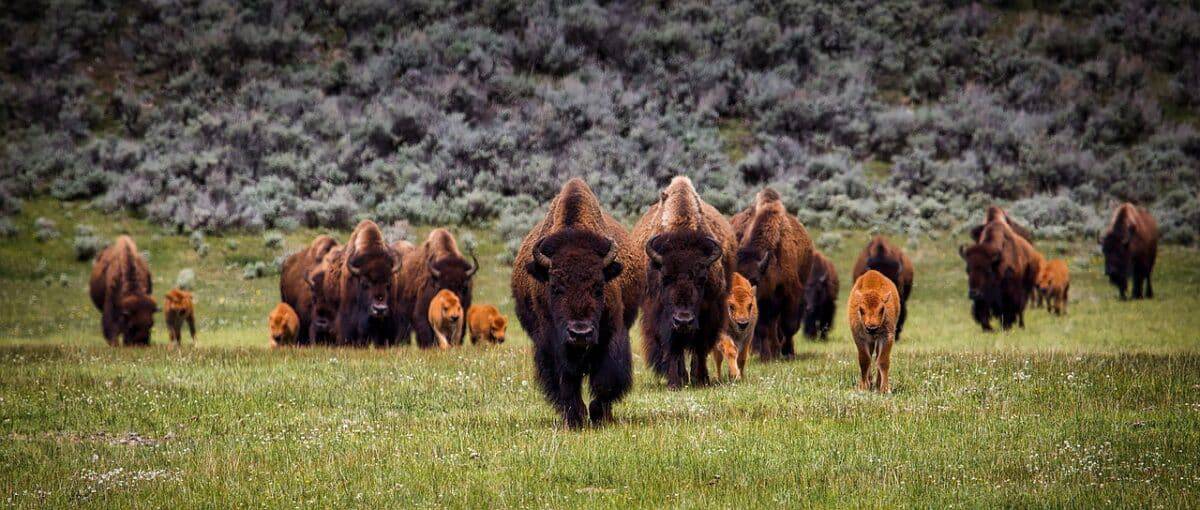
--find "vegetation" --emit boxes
[1,200,1198,507]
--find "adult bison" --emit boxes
[803,250,839,341]
[396,229,478,347]
[89,235,157,346]
[305,245,345,345]
[1101,203,1159,300]
[280,235,339,345]
[969,206,1032,243]
[632,176,737,389]
[331,220,402,347]
[730,189,813,360]
[960,220,1041,331]
[511,178,645,428]
[851,236,914,341]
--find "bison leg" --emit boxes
[1132,270,1145,300]
[856,343,871,391]
[711,349,725,381]
[187,315,196,343]
[1145,273,1154,299]
[560,373,587,429]
[665,347,686,390]
[896,301,907,342]
[690,348,710,387]
[877,339,893,394]
[588,337,631,426]
[971,300,992,332]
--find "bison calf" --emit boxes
[428,289,465,350]
[467,304,507,345]
[803,251,839,341]
[851,236,913,341]
[1037,259,1070,315]
[164,288,195,346]
[711,272,756,381]
[268,302,300,347]
[848,270,900,394]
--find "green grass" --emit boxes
[1,199,1199,508]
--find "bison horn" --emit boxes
[427,256,442,280]
[348,256,364,276]
[757,251,771,273]
[701,236,722,266]
[533,239,553,270]
[600,237,619,268]
[645,235,664,267]
[465,250,479,278]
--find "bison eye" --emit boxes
[593,285,603,298]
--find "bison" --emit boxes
[1037,259,1070,315]
[711,272,757,381]
[960,220,1041,331]
[280,235,339,345]
[467,304,507,345]
[305,245,345,345]
[397,229,478,348]
[848,269,900,394]
[729,189,813,360]
[511,178,645,428]
[803,250,839,341]
[851,236,913,341]
[164,288,195,346]
[89,235,157,346]
[428,289,465,350]
[1101,203,1159,300]
[633,176,737,389]
[969,205,1033,243]
[334,220,402,346]
[268,302,300,347]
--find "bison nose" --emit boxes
[968,289,981,300]
[371,303,389,316]
[734,319,751,330]
[566,321,594,342]
[672,310,696,329]
[314,318,329,329]
[865,324,882,334]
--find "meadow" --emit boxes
[0,199,1197,508]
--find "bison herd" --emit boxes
[88,177,1161,428]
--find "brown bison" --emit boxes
[164,288,195,346]
[1101,203,1159,300]
[305,245,345,345]
[428,289,464,350]
[803,250,839,341]
[397,229,478,348]
[711,272,757,381]
[848,270,900,394]
[1037,259,1070,315]
[633,176,737,389]
[89,235,157,346]
[969,206,1033,243]
[851,236,914,341]
[729,189,813,360]
[960,220,1041,331]
[467,304,507,345]
[511,178,645,428]
[268,302,300,347]
[334,220,402,346]
[280,235,339,345]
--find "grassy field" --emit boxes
[1,199,1198,508]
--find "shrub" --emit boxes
[176,268,196,290]
[0,218,17,238]
[34,217,58,242]
[72,233,105,261]
[263,231,284,250]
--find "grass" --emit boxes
[1,199,1199,508]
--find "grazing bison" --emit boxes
[848,270,900,394]
[280,235,339,344]
[268,302,300,347]
[467,304,507,345]
[1101,203,1159,300]
[164,288,195,346]
[633,176,737,389]
[90,236,157,346]
[334,220,402,346]
[397,229,478,348]
[960,221,1041,331]
[730,189,813,360]
[711,272,757,381]
[428,289,465,350]
[851,236,914,341]
[1037,259,1070,315]
[969,205,1033,243]
[803,251,839,341]
[511,178,645,428]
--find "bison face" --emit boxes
[728,287,756,336]
[428,251,478,308]
[528,230,622,348]
[1101,230,1131,290]
[647,232,722,333]
[960,244,1006,302]
[119,295,157,344]
[348,249,398,318]
[803,273,829,316]
[490,316,507,343]
[854,291,891,336]
[305,269,337,333]
[734,247,771,288]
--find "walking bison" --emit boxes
[89,235,157,346]
[397,229,478,348]
[851,236,913,341]
[803,251,839,341]
[164,288,195,346]
[960,220,1041,331]
[848,270,900,394]
[1101,203,1158,300]
[333,221,402,346]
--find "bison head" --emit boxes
[428,251,478,309]
[305,268,337,334]
[802,272,830,335]
[1101,227,1133,293]
[347,246,401,318]
[118,294,158,345]
[646,232,723,333]
[527,229,622,347]
[727,277,756,337]
[959,244,1009,302]
[490,315,507,344]
[853,287,891,336]
[734,246,772,288]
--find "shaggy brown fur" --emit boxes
[633,176,737,389]
[164,288,195,345]
[511,178,645,428]
[960,221,1041,331]
[851,236,914,341]
[467,304,507,344]
[732,189,813,359]
[89,236,157,346]
[969,205,1033,243]
[848,270,900,393]
[1101,202,1159,300]
[1037,259,1070,315]
[335,220,401,346]
[428,289,464,350]
[268,302,300,347]
[397,229,477,348]
[306,246,345,345]
[711,272,756,381]
[280,235,338,344]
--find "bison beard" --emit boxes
[641,232,725,389]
